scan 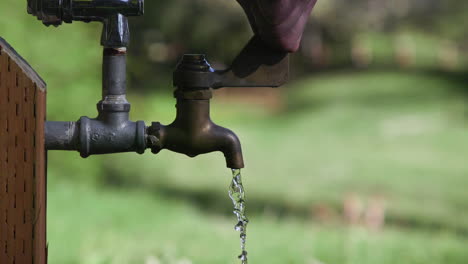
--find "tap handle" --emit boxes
[173,36,289,90]
[213,36,289,88]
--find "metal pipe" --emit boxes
[98,48,130,112]
[45,121,79,150]
[27,0,144,25]
[103,48,127,96]
[45,46,146,156]
[70,0,144,20]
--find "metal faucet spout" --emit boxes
[148,96,245,169]
[216,126,244,169]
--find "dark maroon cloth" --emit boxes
[237,0,318,53]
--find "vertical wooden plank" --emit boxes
[22,78,34,264]
[0,43,9,264]
[34,87,47,264]
[5,53,17,264]
[10,62,23,264]
[15,68,28,264]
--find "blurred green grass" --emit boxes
[47,182,468,264]
[47,71,468,263]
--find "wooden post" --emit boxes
[0,38,47,264]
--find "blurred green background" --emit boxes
[2,0,468,263]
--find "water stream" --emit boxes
[228,169,249,264]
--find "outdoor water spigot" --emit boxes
[148,35,290,169]
[148,55,245,169]
[27,0,144,47]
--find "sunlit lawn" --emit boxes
[48,71,468,263]
[48,182,468,264]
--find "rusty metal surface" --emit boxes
[0,38,47,264]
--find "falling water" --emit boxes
[228,169,249,264]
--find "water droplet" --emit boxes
[235,223,242,231]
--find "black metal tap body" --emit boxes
[150,98,244,169]
[146,54,246,168]
[148,87,244,169]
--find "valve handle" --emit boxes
[173,36,289,90]
[213,35,289,88]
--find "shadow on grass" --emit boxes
[102,166,468,238]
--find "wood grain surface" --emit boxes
[0,38,47,264]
